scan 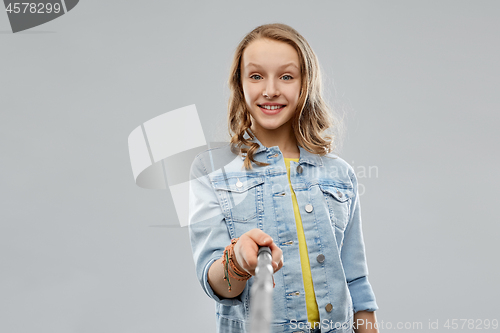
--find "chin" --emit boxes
[259,122,287,131]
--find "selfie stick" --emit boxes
[249,246,273,333]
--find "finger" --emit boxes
[236,235,259,275]
[267,241,283,272]
[234,235,259,275]
[246,228,273,247]
[268,241,283,264]
[276,253,284,269]
[277,254,284,271]
[240,229,281,273]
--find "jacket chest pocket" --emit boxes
[213,176,265,223]
[319,184,354,231]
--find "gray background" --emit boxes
[1,1,499,332]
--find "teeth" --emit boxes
[261,105,283,110]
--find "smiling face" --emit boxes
[241,38,302,140]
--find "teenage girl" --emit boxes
[188,23,379,333]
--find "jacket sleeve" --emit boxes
[341,168,379,313]
[187,152,247,306]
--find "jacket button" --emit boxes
[325,303,333,312]
[316,254,325,263]
[336,190,343,198]
[296,165,303,173]
[305,204,313,213]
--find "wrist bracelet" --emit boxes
[222,238,251,292]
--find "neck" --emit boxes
[250,125,299,158]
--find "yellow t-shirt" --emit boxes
[284,157,320,327]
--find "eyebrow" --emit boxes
[244,62,299,70]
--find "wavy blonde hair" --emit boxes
[228,23,343,170]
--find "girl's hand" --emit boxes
[232,228,284,276]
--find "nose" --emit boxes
[263,79,280,98]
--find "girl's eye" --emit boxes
[249,74,293,80]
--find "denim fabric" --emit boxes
[188,131,377,333]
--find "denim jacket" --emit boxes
[188,131,378,333]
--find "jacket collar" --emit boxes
[238,129,323,167]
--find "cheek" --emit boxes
[242,83,251,100]
[293,85,302,103]
[244,93,253,108]
[243,85,259,106]
[285,86,301,105]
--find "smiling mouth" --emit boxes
[258,105,285,110]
